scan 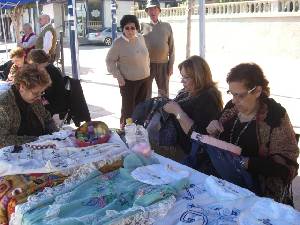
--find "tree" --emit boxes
[9,5,24,43]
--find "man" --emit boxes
[36,14,57,62]
[18,23,37,56]
[141,0,175,98]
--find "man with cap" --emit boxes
[141,0,175,98]
[36,14,57,63]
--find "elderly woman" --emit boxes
[106,14,150,129]
[27,49,67,115]
[0,47,25,82]
[18,23,37,56]
[149,55,223,163]
[206,63,299,204]
[0,64,58,148]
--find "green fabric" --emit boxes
[21,153,189,225]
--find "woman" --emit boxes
[27,49,67,115]
[18,23,37,57]
[0,47,25,82]
[0,64,58,148]
[106,15,150,129]
[151,55,223,162]
[206,63,299,204]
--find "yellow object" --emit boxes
[126,118,133,125]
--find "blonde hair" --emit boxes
[178,55,223,108]
[10,47,25,59]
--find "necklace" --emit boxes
[229,115,256,145]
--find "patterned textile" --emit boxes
[219,98,299,204]
[0,173,67,225]
[12,153,188,225]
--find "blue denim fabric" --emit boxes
[187,140,259,193]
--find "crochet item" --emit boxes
[191,131,241,155]
[75,121,111,147]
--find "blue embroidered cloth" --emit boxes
[18,153,189,225]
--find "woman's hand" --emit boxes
[117,77,125,86]
[206,120,224,136]
[163,101,182,115]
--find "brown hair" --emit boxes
[10,47,25,59]
[178,55,223,109]
[226,63,270,99]
[14,64,51,90]
[27,49,50,64]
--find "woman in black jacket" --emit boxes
[27,49,67,115]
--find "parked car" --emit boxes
[86,27,122,46]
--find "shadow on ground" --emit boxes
[88,104,112,119]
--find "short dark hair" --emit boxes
[120,15,140,33]
[226,63,270,99]
[27,49,50,64]
[14,64,51,90]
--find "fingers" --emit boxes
[206,120,224,136]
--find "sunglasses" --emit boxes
[124,26,136,31]
[227,86,256,99]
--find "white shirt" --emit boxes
[41,23,54,54]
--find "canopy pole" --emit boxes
[68,0,79,79]
[0,8,9,59]
[198,0,205,58]
[111,0,117,41]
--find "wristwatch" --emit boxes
[240,157,249,170]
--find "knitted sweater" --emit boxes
[141,21,175,66]
[106,35,150,81]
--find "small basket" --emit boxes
[75,121,111,147]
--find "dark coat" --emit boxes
[0,60,13,81]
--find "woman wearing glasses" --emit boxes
[0,64,58,148]
[106,14,150,129]
[206,63,298,205]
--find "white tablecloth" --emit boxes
[155,154,300,225]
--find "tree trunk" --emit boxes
[9,6,24,43]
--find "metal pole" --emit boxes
[0,8,9,60]
[68,0,79,79]
[111,0,117,41]
[36,0,40,34]
[198,0,205,58]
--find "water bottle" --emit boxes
[124,118,152,157]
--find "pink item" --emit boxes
[131,142,152,157]
[191,132,241,155]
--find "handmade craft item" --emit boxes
[75,121,111,147]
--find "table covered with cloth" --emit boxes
[0,131,299,225]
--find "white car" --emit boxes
[86,27,122,46]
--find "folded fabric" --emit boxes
[0,132,129,176]
[238,197,300,225]
[191,132,241,155]
[12,153,188,225]
[204,176,254,201]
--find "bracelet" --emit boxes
[187,124,195,138]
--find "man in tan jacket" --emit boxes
[141,0,175,98]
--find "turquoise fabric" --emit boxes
[21,153,189,225]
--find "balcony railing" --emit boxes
[134,0,300,19]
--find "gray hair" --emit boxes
[23,23,32,30]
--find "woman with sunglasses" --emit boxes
[106,14,150,129]
[206,63,298,205]
[0,64,58,148]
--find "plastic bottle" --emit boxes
[124,118,137,149]
[124,118,152,157]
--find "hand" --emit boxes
[163,101,181,115]
[117,77,125,86]
[206,120,224,137]
[168,66,173,77]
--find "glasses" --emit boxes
[181,75,192,81]
[124,26,136,31]
[227,86,256,99]
[30,89,45,97]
